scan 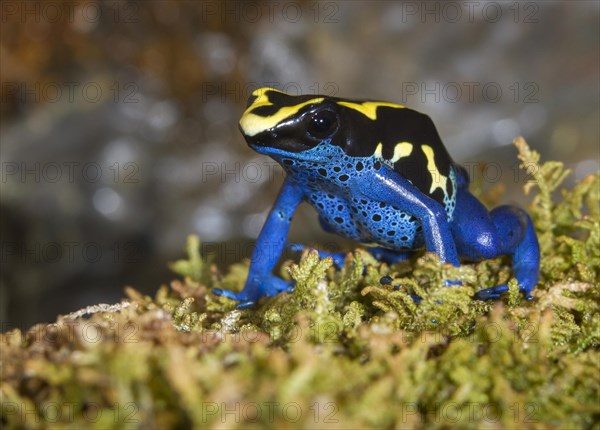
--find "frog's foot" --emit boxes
[287,243,347,269]
[212,275,294,309]
[474,285,508,300]
[474,282,535,301]
[211,288,258,309]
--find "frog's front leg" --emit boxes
[212,177,304,308]
[450,190,540,299]
[357,169,460,266]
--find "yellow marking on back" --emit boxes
[374,142,384,158]
[239,87,324,136]
[421,145,448,195]
[373,141,413,163]
[391,142,413,162]
[337,101,405,120]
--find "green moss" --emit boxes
[168,234,212,284]
[1,138,599,429]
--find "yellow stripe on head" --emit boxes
[421,145,448,195]
[336,101,405,120]
[240,87,324,137]
[244,87,285,111]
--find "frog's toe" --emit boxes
[212,287,250,302]
[410,294,422,303]
[269,276,295,294]
[380,275,393,285]
[286,243,306,253]
[474,284,509,300]
[235,300,258,310]
[213,275,295,308]
[287,243,346,269]
[475,283,536,301]
[443,279,463,287]
[211,289,260,309]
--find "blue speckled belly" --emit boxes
[305,189,424,249]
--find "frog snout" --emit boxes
[240,126,271,147]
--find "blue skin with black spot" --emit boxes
[213,89,540,308]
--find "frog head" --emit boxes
[241,87,411,157]
[239,87,341,157]
[240,87,454,192]
[239,87,458,214]
[239,87,445,160]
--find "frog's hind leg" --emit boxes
[286,243,347,268]
[285,215,346,267]
[291,218,412,269]
[368,247,413,264]
[450,191,540,300]
[474,205,540,300]
[317,214,414,265]
[287,243,412,270]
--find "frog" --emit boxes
[213,87,540,309]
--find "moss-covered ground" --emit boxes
[1,138,599,429]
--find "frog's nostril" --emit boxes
[246,94,258,108]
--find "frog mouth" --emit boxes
[250,139,313,153]
[241,128,316,153]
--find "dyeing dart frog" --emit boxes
[213,88,540,309]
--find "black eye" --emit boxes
[307,109,338,139]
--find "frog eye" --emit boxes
[307,109,338,139]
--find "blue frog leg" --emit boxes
[286,242,348,268]
[368,247,413,264]
[287,243,412,272]
[212,177,305,308]
[357,168,460,267]
[450,190,540,299]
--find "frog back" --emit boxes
[337,105,462,214]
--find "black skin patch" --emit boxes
[431,188,445,205]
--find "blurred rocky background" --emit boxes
[1,1,598,329]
